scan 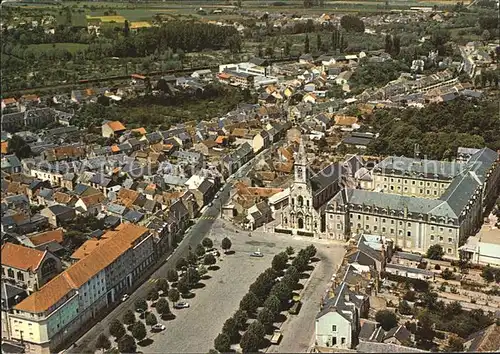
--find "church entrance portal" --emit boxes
[298,217,304,229]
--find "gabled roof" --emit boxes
[384,325,411,343]
[15,223,149,313]
[1,243,46,271]
[29,229,64,246]
[104,121,126,132]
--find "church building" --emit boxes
[277,140,347,237]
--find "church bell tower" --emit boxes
[294,138,309,184]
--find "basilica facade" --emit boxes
[277,140,346,237]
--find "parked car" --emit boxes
[121,294,129,302]
[151,324,166,331]
[250,251,264,257]
[288,301,302,315]
[270,330,283,344]
[174,302,190,309]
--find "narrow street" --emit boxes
[69,144,280,352]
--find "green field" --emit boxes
[27,43,89,54]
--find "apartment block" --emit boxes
[7,224,154,354]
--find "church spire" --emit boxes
[297,137,307,165]
[294,137,308,184]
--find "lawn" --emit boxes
[27,43,89,54]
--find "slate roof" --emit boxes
[356,342,426,353]
[347,250,377,267]
[386,263,434,277]
[317,282,365,321]
[197,179,214,194]
[384,325,411,343]
[310,162,346,195]
[47,204,73,216]
[393,251,421,262]
[359,320,379,341]
[343,136,373,146]
[123,210,144,223]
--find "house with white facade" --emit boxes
[315,282,369,349]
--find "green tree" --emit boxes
[264,295,281,316]
[270,281,292,303]
[187,251,198,266]
[167,269,178,283]
[147,289,159,302]
[446,335,464,351]
[286,246,294,256]
[134,298,148,313]
[426,244,444,260]
[416,310,435,344]
[8,135,32,159]
[304,34,310,54]
[240,330,260,353]
[117,334,136,353]
[247,320,265,342]
[222,317,239,341]
[441,268,454,280]
[257,307,275,329]
[399,300,413,315]
[375,310,398,331]
[221,237,232,253]
[272,252,288,272]
[176,257,188,271]
[481,265,495,282]
[185,267,200,287]
[340,15,365,32]
[109,319,126,339]
[131,321,147,342]
[204,253,217,267]
[95,333,111,351]
[202,238,214,249]
[168,288,180,303]
[284,41,291,57]
[177,277,190,294]
[233,309,248,330]
[145,312,158,326]
[285,266,299,284]
[316,33,321,52]
[156,297,171,317]
[123,309,136,325]
[305,245,317,259]
[292,254,308,272]
[123,20,130,37]
[156,278,169,293]
[196,244,206,257]
[421,291,438,310]
[385,34,393,54]
[239,292,260,314]
[214,332,231,352]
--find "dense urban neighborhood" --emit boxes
[1,1,500,354]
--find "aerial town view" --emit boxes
[1,0,499,353]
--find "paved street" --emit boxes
[268,243,343,353]
[71,145,277,352]
[140,220,345,353]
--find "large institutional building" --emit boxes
[278,145,500,258]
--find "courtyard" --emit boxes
[139,219,346,353]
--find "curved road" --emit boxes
[70,144,278,352]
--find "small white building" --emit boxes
[315,282,368,349]
[460,222,500,266]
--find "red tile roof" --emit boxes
[15,224,149,313]
[1,243,46,271]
